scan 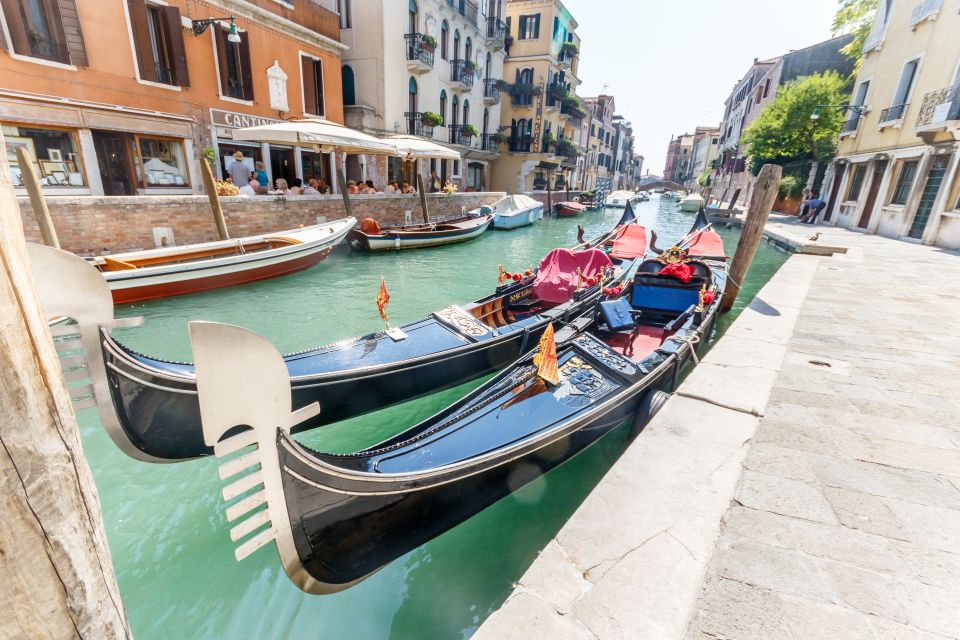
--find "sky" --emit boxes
[563,0,842,175]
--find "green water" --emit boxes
[79,197,789,639]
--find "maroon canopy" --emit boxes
[533,248,613,304]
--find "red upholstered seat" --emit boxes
[609,225,648,260]
[604,326,666,360]
[687,230,725,259]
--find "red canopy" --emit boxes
[533,248,613,304]
[609,224,648,260]
[687,229,726,259]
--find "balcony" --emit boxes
[862,28,884,54]
[839,113,862,137]
[546,83,566,110]
[879,103,908,126]
[480,134,499,152]
[450,59,475,92]
[510,136,532,153]
[909,0,941,28]
[483,79,501,105]
[444,0,478,26]
[916,85,960,132]
[486,17,506,50]
[449,125,476,147]
[404,34,435,72]
[511,93,534,107]
[404,112,434,139]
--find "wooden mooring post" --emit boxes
[336,168,354,219]
[416,175,430,223]
[0,135,131,637]
[200,158,230,241]
[721,164,782,313]
[546,180,552,215]
[16,147,60,249]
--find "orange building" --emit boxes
[0,0,345,196]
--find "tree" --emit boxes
[742,72,849,173]
[832,0,878,74]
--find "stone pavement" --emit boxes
[474,219,960,639]
[686,220,960,640]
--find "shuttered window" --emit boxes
[301,54,324,117]
[1,0,86,65]
[517,14,539,40]
[216,26,253,101]
[127,0,189,86]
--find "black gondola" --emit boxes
[191,218,727,594]
[35,207,646,463]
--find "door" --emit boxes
[908,156,950,239]
[857,160,887,228]
[270,146,296,186]
[824,164,845,222]
[93,131,136,195]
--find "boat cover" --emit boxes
[533,248,613,303]
[687,230,726,258]
[609,224,648,260]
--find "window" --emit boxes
[2,0,88,65]
[514,67,533,106]
[4,123,85,187]
[439,90,447,126]
[135,136,189,187]
[763,78,771,98]
[891,160,918,205]
[440,21,448,60]
[464,36,471,62]
[337,0,351,28]
[505,16,511,37]
[451,94,458,127]
[215,25,253,101]
[453,29,460,60]
[127,0,189,86]
[408,0,417,33]
[301,54,324,116]
[518,13,539,39]
[341,65,356,106]
[892,58,920,107]
[846,164,867,201]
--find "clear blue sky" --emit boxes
[564,0,842,174]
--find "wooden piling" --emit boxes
[416,175,430,223]
[0,134,130,638]
[16,147,60,249]
[728,187,742,211]
[200,158,229,240]
[546,180,552,215]
[336,168,354,219]
[721,164,782,313]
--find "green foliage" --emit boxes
[420,111,443,126]
[502,82,542,96]
[778,175,805,199]
[421,34,438,50]
[202,147,217,167]
[557,138,580,158]
[491,131,510,144]
[461,124,479,137]
[742,72,848,168]
[542,130,557,146]
[561,41,579,56]
[832,0,878,74]
[697,171,712,187]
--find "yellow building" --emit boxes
[824,0,960,248]
[490,0,582,192]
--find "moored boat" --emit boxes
[346,214,492,251]
[190,213,726,594]
[470,194,544,230]
[679,193,705,212]
[554,201,587,217]
[92,218,356,304]
[604,190,638,208]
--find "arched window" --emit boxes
[463,99,470,127]
[464,37,472,62]
[482,108,489,137]
[408,1,418,33]
[453,30,461,61]
[515,67,534,106]
[451,95,459,128]
[485,51,491,79]
[408,76,418,113]
[440,89,447,126]
[341,65,356,106]
[441,21,449,60]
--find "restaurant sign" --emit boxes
[211,109,283,130]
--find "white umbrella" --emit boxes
[233,118,398,155]
[384,135,461,161]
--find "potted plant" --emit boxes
[496,79,510,91]
[462,59,476,73]
[561,41,579,57]
[491,131,510,144]
[461,124,479,138]
[420,112,443,127]
[421,34,438,51]
[542,131,557,147]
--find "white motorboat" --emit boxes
[471,194,544,230]
[679,193,705,212]
[604,190,639,208]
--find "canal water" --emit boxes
[80,196,789,639]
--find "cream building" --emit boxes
[688,126,721,189]
[823,0,960,248]
[491,0,584,192]
[340,0,507,190]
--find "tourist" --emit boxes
[363,180,378,194]
[254,161,268,188]
[316,178,331,194]
[347,180,359,194]
[228,151,251,187]
[401,182,416,194]
[302,178,320,195]
[430,170,441,193]
[799,192,827,224]
[269,178,291,195]
[384,182,397,194]
[239,178,260,196]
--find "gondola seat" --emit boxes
[599,298,637,331]
[631,261,710,314]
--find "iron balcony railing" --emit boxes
[404,112,434,138]
[450,59,475,88]
[879,103,909,124]
[546,82,566,106]
[480,134,498,152]
[510,136,532,152]
[483,78,501,104]
[916,85,960,127]
[445,0,478,26]
[404,33,435,67]
[486,17,506,46]
[448,124,475,146]
[909,0,942,27]
[840,113,862,135]
[511,93,533,107]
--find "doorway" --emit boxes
[908,156,950,239]
[824,163,845,222]
[270,146,296,186]
[93,131,136,195]
[857,160,887,228]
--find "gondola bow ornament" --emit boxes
[533,322,561,385]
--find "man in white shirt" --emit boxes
[239,179,260,196]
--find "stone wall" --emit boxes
[17,192,505,255]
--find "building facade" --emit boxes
[1,0,345,196]
[823,0,960,248]
[492,0,584,192]
[663,132,694,184]
[688,126,720,188]
[340,0,507,191]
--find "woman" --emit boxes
[254,161,268,188]
[363,180,378,194]
[347,180,359,195]
[269,178,290,195]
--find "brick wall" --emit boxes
[18,192,506,255]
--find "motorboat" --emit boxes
[346,214,492,251]
[604,190,639,208]
[90,219,356,304]
[554,201,588,217]
[470,194,544,230]
[679,193,705,212]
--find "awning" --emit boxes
[233,118,398,155]
[385,135,462,160]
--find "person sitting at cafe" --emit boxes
[363,180,378,194]
[316,178,331,194]
[254,161,268,188]
[347,180,359,194]
[269,178,291,195]
[401,182,416,194]
[302,178,320,195]
[239,178,260,197]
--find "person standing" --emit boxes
[430,170,441,193]
[228,151,251,186]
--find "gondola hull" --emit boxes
[347,215,492,251]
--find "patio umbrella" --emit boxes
[384,135,461,160]
[233,118,398,155]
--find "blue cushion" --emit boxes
[632,285,700,312]
[600,298,636,331]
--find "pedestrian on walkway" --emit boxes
[228,151,251,186]
[799,192,827,224]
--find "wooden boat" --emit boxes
[190,210,726,594]
[554,201,587,217]
[471,195,543,230]
[32,208,644,462]
[91,218,356,304]
[346,215,492,251]
[604,190,638,208]
[679,193,705,212]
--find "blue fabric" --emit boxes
[632,285,700,312]
[600,298,636,331]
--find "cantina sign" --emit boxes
[210,109,283,129]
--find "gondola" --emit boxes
[191,209,727,594]
[346,214,493,251]
[30,207,646,462]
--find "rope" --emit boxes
[685,334,701,365]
